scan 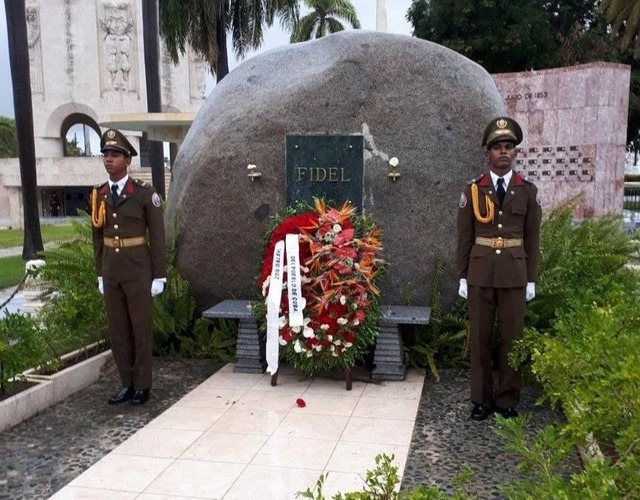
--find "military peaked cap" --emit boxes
[100,128,138,157]
[481,117,523,148]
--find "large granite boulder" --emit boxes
[167,30,505,309]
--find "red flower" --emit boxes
[296,398,306,407]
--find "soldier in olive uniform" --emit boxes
[456,117,541,421]
[91,129,167,406]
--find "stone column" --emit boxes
[376,0,387,32]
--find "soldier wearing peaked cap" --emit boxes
[456,117,541,422]
[91,128,167,406]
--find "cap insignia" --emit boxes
[107,130,116,139]
[496,119,508,128]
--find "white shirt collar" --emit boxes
[108,175,129,194]
[490,170,512,189]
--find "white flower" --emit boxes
[337,317,348,325]
[291,326,301,334]
[339,295,347,305]
[320,324,330,330]
[303,326,315,338]
[278,316,287,328]
[352,319,360,326]
[332,351,339,357]
[247,164,257,169]
[306,351,313,357]
[333,223,342,233]
[344,342,353,348]
[327,335,333,341]
[300,265,309,273]
[279,337,288,346]
[389,157,399,167]
[294,340,304,353]
[315,345,322,351]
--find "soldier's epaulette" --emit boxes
[513,171,533,185]
[467,175,481,185]
[132,178,151,188]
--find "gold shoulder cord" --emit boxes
[91,188,105,228]
[471,183,494,223]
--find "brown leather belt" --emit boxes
[104,236,146,248]
[475,237,523,249]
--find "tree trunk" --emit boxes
[5,0,43,259]
[216,12,229,82]
[142,0,165,198]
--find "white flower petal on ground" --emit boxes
[389,157,399,167]
[247,164,257,169]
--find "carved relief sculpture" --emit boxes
[26,0,44,95]
[98,0,138,93]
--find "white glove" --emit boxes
[97,277,104,295]
[151,278,166,297]
[526,282,536,301]
[458,278,468,299]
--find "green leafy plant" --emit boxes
[403,258,469,380]
[297,453,474,499]
[0,312,45,393]
[177,317,236,362]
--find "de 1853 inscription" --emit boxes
[286,135,364,209]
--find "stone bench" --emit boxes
[202,300,430,380]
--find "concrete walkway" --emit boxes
[0,360,572,499]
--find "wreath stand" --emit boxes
[269,366,354,391]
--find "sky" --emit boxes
[0,0,414,119]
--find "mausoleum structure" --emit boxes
[493,63,630,218]
[0,0,205,228]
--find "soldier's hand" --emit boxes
[458,278,468,299]
[526,282,535,301]
[97,277,104,295]
[151,279,165,297]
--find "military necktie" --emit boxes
[497,177,505,205]
[111,184,119,204]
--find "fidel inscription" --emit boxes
[286,135,363,209]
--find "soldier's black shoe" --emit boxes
[108,386,134,405]
[470,403,493,421]
[130,389,150,406]
[497,407,519,419]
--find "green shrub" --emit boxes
[0,312,45,393]
[177,318,236,362]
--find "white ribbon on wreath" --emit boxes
[265,234,305,375]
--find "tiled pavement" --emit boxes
[0,357,571,499]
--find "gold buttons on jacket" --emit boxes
[498,224,503,229]
[114,224,119,229]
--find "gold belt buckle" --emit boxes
[113,237,121,248]
[492,237,505,249]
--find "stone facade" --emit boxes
[0,0,204,228]
[493,63,630,218]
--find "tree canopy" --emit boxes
[290,0,360,43]
[0,117,18,158]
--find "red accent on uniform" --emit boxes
[126,182,135,195]
[513,173,524,186]
[477,174,490,186]
[99,184,109,194]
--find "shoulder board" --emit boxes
[132,178,151,188]
[467,174,485,185]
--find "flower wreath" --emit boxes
[255,198,385,376]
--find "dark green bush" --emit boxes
[0,312,45,393]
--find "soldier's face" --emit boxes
[486,140,517,175]
[102,150,130,181]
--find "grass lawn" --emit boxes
[0,224,78,249]
[0,255,27,289]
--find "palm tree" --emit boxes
[142,0,166,198]
[290,0,360,43]
[159,0,299,82]
[4,0,43,259]
[600,0,640,57]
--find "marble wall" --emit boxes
[493,63,630,218]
